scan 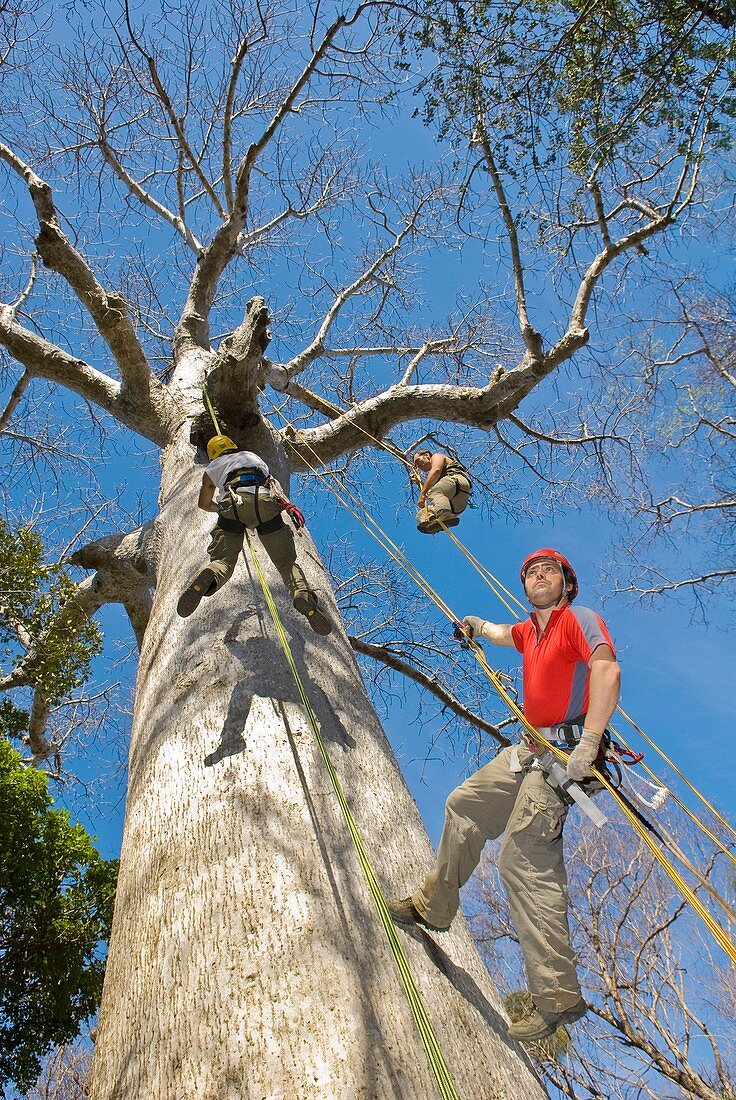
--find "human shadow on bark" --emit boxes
[204,615,355,767]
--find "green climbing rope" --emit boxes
[243,530,461,1100]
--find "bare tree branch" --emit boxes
[350,635,510,746]
[280,197,434,381]
[619,568,736,596]
[0,143,171,438]
[0,308,168,444]
[276,353,570,469]
[70,523,155,647]
[97,135,203,254]
[178,6,369,351]
[222,34,250,213]
[471,119,542,357]
[122,0,226,219]
[0,367,31,431]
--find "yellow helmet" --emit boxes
[207,435,238,460]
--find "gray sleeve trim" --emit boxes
[570,605,610,654]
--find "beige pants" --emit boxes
[413,745,581,1013]
[206,487,309,598]
[417,473,471,523]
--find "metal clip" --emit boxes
[537,750,608,828]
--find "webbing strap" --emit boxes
[242,531,460,1100]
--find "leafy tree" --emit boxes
[0,518,102,766]
[0,739,117,1096]
[403,0,736,603]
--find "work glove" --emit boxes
[461,615,486,641]
[565,729,602,782]
[279,499,306,530]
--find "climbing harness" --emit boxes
[242,531,460,1100]
[225,467,268,491]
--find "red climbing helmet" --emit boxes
[520,548,579,601]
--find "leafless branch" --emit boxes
[122,0,226,218]
[0,367,31,431]
[178,5,372,350]
[97,135,203,254]
[0,307,167,444]
[0,144,171,441]
[70,523,155,647]
[619,568,736,596]
[222,35,250,213]
[280,197,434,381]
[471,116,542,357]
[349,635,510,746]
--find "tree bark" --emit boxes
[88,429,547,1100]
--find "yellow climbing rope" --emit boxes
[202,380,222,436]
[242,531,460,1100]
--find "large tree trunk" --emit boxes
[89,427,547,1100]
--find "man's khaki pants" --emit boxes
[416,473,471,525]
[206,487,309,598]
[413,745,582,1013]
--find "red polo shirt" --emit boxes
[510,605,616,727]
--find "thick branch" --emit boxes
[70,523,155,648]
[0,368,31,431]
[275,347,587,469]
[0,309,168,445]
[0,308,118,410]
[349,636,510,747]
[26,688,55,766]
[0,145,163,407]
[570,212,674,333]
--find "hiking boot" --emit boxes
[386,897,450,932]
[417,519,441,534]
[177,568,217,617]
[417,511,459,535]
[292,589,332,636]
[507,998,587,1042]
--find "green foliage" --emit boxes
[404,0,736,176]
[0,517,102,721]
[0,739,117,1095]
[0,701,27,744]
